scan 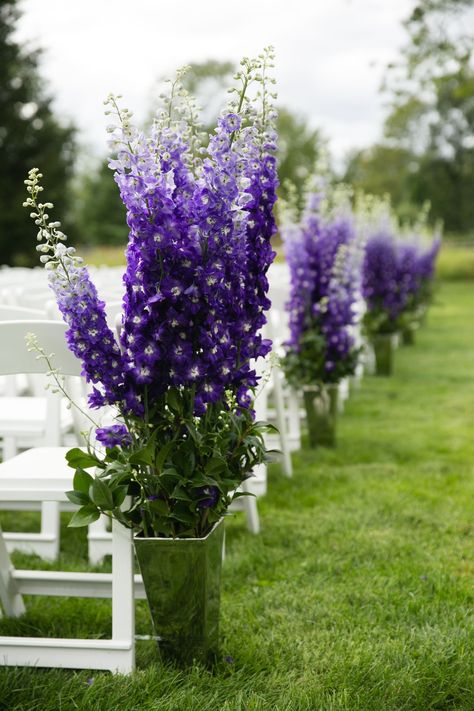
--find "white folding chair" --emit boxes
[0,320,143,672]
[0,306,79,561]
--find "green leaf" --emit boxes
[171,485,193,502]
[112,485,129,508]
[170,505,195,525]
[167,388,182,414]
[73,468,94,494]
[65,490,90,506]
[185,422,202,444]
[129,437,156,466]
[148,498,170,516]
[68,504,100,528]
[91,478,114,509]
[66,448,100,470]
[155,439,175,472]
[205,457,226,475]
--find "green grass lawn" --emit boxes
[1,281,473,710]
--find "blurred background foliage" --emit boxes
[0,0,473,268]
[0,0,76,266]
[345,0,474,234]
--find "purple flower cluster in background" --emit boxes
[362,229,441,333]
[282,192,363,383]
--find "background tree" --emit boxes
[73,159,128,247]
[0,0,76,265]
[345,0,474,234]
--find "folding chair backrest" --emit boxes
[0,305,46,321]
[105,300,123,330]
[0,307,48,395]
[0,321,82,378]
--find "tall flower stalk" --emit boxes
[281,188,364,387]
[24,49,278,538]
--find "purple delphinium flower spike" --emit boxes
[282,191,362,385]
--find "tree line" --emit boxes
[0,0,473,265]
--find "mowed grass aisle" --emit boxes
[1,281,473,711]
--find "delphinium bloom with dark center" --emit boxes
[24,49,278,539]
[282,191,363,387]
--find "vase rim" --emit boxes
[134,517,224,544]
[302,383,338,392]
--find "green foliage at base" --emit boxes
[283,329,360,388]
[0,281,473,710]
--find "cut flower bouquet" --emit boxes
[24,49,278,540]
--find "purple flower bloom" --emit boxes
[95,424,132,448]
[196,486,219,509]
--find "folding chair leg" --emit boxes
[88,515,111,565]
[2,436,17,461]
[40,502,60,558]
[0,524,25,617]
[287,388,302,452]
[272,367,293,477]
[111,519,135,673]
[240,481,260,535]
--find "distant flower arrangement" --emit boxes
[24,49,278,538]
[362,226,441,337]
[281,188,364,387]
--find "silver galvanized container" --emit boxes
[134,518,224,665]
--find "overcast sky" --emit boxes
[16,0,414,164]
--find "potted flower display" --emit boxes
[399,237,441,345]
[23,49,278,664]
[281,190,363,448]
[362,228,440,373]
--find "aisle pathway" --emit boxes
[1,282,473,711]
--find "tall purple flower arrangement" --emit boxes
[24,50,278,538]
[282,192,363,386]
[362,228,441,335]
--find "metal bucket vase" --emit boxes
[303,384,338,448]
[134,518,225,665]
[372,333,396,376]
[401,326,415,346]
